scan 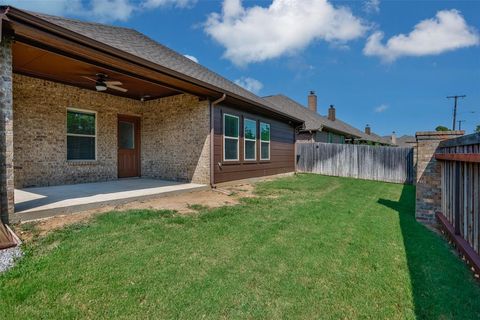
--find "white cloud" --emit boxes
[374,104,388,113]
[142,0,196,9]
[2,0,196,21]
[204,0,368,66]
[89,0,135,21]
[234,77,263,94]
[184,54,199,63]
[363,0,380,14]
[364,9,480,62]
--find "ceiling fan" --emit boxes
[82,73,127,93]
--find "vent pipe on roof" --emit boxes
[365,124,371,135]
[308,91,317,113]
[328,105,336,121]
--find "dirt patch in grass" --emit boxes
[14,182,257,242]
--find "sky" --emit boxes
[2,0,480,136]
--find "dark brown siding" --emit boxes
[213,104,296,183]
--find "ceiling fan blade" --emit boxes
[105,81,123,86]
[81,76,97,82]
[107,84,128,92]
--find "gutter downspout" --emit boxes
[209,93,226,188]
[293,123,304,174]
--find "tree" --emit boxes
[476,125,480,133]
[436,125,449,131]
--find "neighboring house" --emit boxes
[395,135,416,147]
[264,92,392,146]
[355,125,393,146]
[0,6,303,222]
[264,92,362,144]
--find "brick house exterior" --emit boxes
[0,7,303,223]
[13,75,210,188]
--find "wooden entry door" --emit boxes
[118,115,141,178]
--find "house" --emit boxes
[355,125,393,146]
[387,133,416,147]
[264,92,392,146]
[0,6,303,223]
[264,92,362,143]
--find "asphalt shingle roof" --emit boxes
[26,11,299,121]
[263,95,362,138]
[263,95,393,145]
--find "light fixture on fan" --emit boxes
[82,73,127,93]
[95,80,107,91]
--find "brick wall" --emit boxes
[415,130,464,223]
[12,74,210,188]
[0,35,14,223]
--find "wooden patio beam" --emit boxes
[435,153,480,163]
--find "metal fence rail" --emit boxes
[296,143,414,184]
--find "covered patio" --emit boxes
[0,7,220,224]
[13,179,207,222]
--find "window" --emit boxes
[223,113,239,161]
[260,122,270,160]
[119,121,135,149]
[67,109,96,160]
[244,118,257,160]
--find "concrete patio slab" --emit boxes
[12,179,208,222]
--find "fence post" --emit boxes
[415,131,464,223]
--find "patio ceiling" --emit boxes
[14,42,181,101]
[2,8,218,102]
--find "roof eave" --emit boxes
[2,6,304,124]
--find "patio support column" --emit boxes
[0,33,14,224]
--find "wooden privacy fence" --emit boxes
[296,143,415,184]
[436,133,480,269]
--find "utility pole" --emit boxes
[458,120,466,131]
[447,95,466,130]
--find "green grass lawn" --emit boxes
[1,174,480,319]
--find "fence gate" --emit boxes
[296,143,415,184]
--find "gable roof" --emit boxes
[1,7,303,124]
[263,95,361,138]
[396,135,416,147]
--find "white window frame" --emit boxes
[66,108,97,161]
[223,113,239,162]
[243,118,257,161]
[260,122,271,161]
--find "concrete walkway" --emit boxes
[13,179,207,222]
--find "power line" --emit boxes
[447,95,466,130]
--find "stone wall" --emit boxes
[0,36,14,223]
[415,130,464,223]
[13,74,210,188]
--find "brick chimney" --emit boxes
[365,124,371,135]
[391,131,397,145]
[308,91,317,113]
[328,105,336,121]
